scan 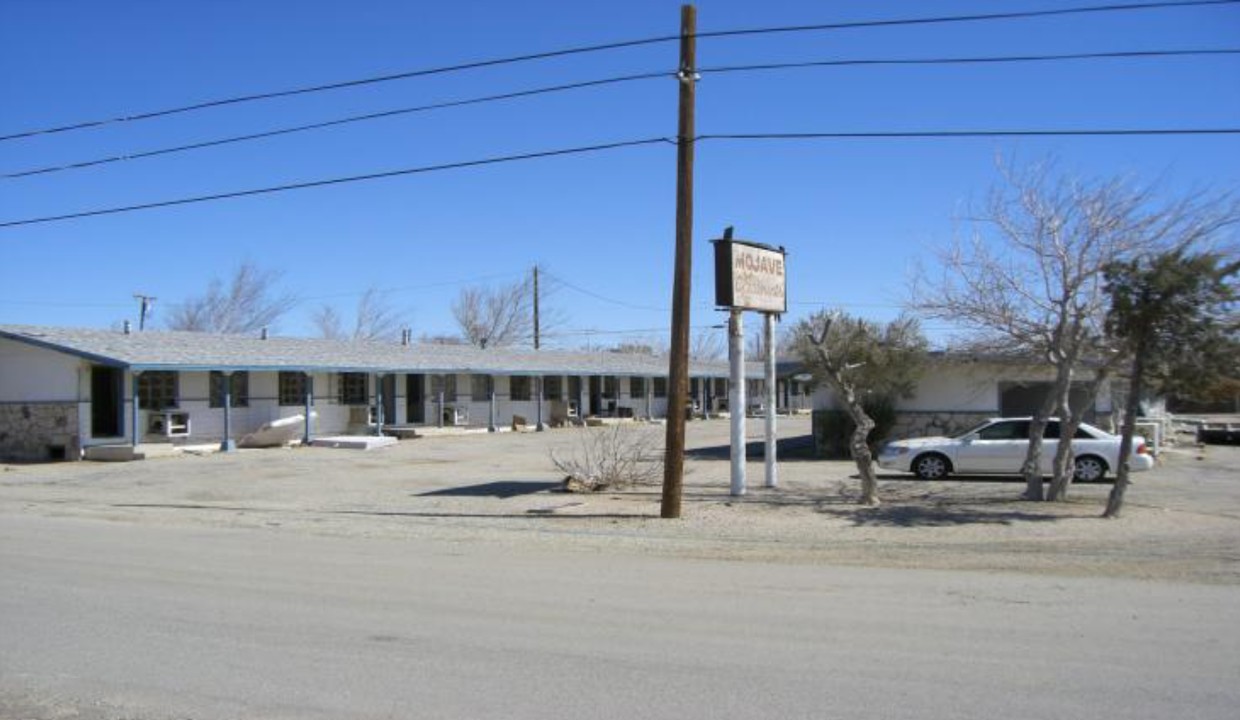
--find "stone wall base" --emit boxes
[0,403,81,462]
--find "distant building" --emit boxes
[0,324,811,461]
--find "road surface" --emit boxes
[3,513,1237,720]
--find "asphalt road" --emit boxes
[3,513,1237,720]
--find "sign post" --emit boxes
[712,227,787,497]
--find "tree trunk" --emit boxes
[848,410,879,506]
[1021,395,1055,501]
[1047,370,1111,501]
[1043,362,1075,501]
[1104,352,1145,518]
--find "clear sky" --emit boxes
[2,0,1237,349]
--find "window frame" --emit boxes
[510,376,531,402]
[209,371,250,408]
[338,372,369,406]
[278,372,308,407]
[138,371,178,410]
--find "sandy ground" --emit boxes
[2,416,1238,583]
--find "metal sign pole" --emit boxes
[729,308,746,496]
[764,312,778,488]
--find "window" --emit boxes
[602,376,617,399]
[279,372,308,406]
[543,376,562,401]
[630,377,646,397]
[714,378,727,396]
[138,371,177,410]
[510,376,531,401]
[209,371,249,408]
[430,374,457,399]
[471,375,491,401]
[338,372,368,406]
[653,377,668,398]
[977,421,1029,441]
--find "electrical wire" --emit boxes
[3,0,1233,142]
[9,47,1237,181]
[698,129,1240,141]
[4,127,1239,229]
[2,72,671,180]
[0,137,671,230]
[701,48,1240,76]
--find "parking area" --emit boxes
[2,415,1238,582]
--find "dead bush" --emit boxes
[551,424,664,492]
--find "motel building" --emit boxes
[0,324,810,462]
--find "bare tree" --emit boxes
[912,160,1234,501]
[166,262,296,334]
[313,287,406,342]
[793,311,928,506]
[689,327,724,361]
[451,271,566,349]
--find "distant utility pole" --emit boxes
[133,293,156,331]
[533,264,541,350]
[661,4,697,519]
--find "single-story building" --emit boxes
[0,323,810,461]
[802,351,1116,455]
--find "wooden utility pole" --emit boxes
[532,265,541,350]
[661,4,696,519]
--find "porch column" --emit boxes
[220,371,236,453]
[488,376,497,432]
[131,371,141,447]
[302,373,314,445]
[536,376,546,432]
[374,373,385,436]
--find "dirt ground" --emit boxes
[2,416,1237,584]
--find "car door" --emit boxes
[954,420,1031,473]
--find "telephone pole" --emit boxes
[133,293,156,331]
[532,264,540,350]
[661,4,696,519]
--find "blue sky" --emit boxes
[2,0,1237,349]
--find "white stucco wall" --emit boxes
[0,338,83,403]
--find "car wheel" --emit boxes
[1073,455,1107,482]
[913,453,950,480]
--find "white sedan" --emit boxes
[877,418,1155,482]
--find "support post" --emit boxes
[220,371,236,452]
[764,313,778,488]
[131,371,141,448]
[488,376,497,432]
[437,385,445,428]
[303,374,314,445]
[536,376,547,431]
[374,373,385,436]
[660,4,696,519]
[729,309,746,496]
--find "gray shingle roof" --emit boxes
[0,324,764,378]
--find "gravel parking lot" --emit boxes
[3,415,1237,583]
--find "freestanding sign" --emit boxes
[713,236,787,313]
[712,228,787,496]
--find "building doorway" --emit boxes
[90,365,123,438]
[407,375,425,423]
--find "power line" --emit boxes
[10,48,1237,181]
[4,126,1238,230]
[701,48,1240,76]
[0,137,671,229]
[699,129,1240,141]
[2,71,671,180]
[3,0,1233,142]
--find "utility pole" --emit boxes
[661,4,696,519]
[533,265,541,350]
[133,293,156,331]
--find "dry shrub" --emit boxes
[551,425,664,492]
